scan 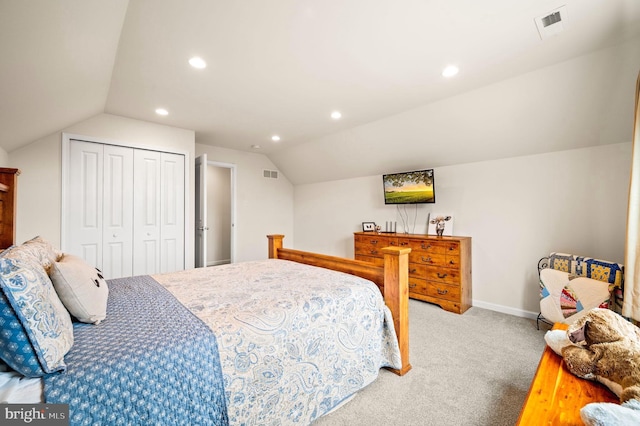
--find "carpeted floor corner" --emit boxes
[314,300,549,425]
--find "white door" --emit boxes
[195,154,207,268]
[133,150,161,275]
[102,145,134,278]
[159,152,185,273]
[66,140,104,268]
[64,138,186,278]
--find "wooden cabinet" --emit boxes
[0,168,20,250]
[355,232,472,314]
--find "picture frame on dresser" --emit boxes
[362,222,376,232]
[427,214,454,236]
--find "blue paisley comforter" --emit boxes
[153,259,401,425]
[43,276,228,426]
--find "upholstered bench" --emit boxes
[537,252,624,329]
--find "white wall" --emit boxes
[294,143,631,317]
[9,113,196,267]
[195,144,294,261]
[0,147,9,167]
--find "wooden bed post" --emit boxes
[267,234,284,259]
[382,246,412,376]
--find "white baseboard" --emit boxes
[472,299,539,320]
[207,259,231,267]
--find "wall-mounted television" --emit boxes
[382,169,435,204]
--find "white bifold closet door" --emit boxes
[132,150,185,275]
[65,139,184,279]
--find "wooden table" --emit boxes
[517,324,619,425]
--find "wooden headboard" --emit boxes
[0,168,20,250]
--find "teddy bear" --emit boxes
[544,308,640,425]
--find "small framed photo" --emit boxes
[362,222,376,232]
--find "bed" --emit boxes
[0,234,410,425]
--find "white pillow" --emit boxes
[49,254,108,324]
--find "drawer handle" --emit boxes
[370,250,378,255]
[449,246,456,251]
[421,256,432,263]
[437,289,448,295]
[371,240,378,244]
[410,268,417,273]
[400,242,409,246]
[437,272,448,279]
[409,283,417,288]
[389,242,397,245]
[421,244,431,250]
[449,260,455,265]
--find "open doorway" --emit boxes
[195,155,235,267]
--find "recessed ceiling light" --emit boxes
[189,57,207,69]
[155,108,169,116]
[271,135,281,142]
[442,65,459,78]
[331,111,342,120]
[251,144,261,149]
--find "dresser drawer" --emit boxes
[355,254,384,267]
[445,255,461,268]
[354,235,399,258]
[355,234,399,247]
[407,278,427,296]
[408,263,426,277]
[425,282,460,303]
[424,266,460,284]
[355,244,385,258]
[408,239,445,254]
[409,252,445,266]
[410,253,460,269]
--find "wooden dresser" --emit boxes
[354,232,472,314]
[0,168,19,250]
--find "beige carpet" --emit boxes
[314,300,549,426]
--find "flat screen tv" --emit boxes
[382,169,435,204]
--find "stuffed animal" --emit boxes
[544,308,640,425]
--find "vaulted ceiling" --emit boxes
[1,0,639,183]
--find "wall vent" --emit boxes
[263,169,279,179]
[535,5,568,40]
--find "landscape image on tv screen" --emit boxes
[383,169,435,204]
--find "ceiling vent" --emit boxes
[263,170,278,179]
[535,5,568,40]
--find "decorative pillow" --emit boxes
[1,236,63,272]
[0,256,73,377]
[49,254,108,324]
[540,268,610,324]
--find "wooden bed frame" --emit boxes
[268,234,411,376]
[517,323,618,425]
